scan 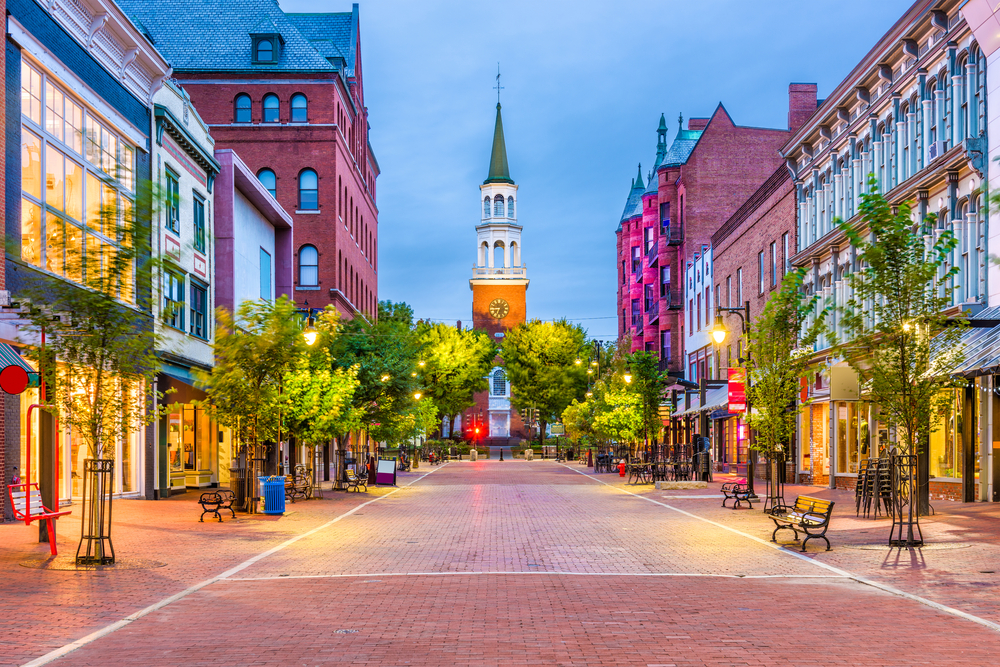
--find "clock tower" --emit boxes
[467,99,528,442]
[471,101,528,337]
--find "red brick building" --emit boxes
[121,1,379,319]
[617,85,817,384]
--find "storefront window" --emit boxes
[929,390,963,479]
[836,402,870,474]
[167,404,218,487]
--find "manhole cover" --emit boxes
[20,556,167,571]
[334,629,359,634]
[843,542,973,551]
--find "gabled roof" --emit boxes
[118,0,353,73]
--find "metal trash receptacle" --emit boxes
[258,475,286,515]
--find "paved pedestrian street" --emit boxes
[5,461,1000,666]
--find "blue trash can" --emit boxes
[258,475,286,515]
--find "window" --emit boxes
[263,94,279,123]
[483,197,490,217]
[758,251,765,294]
[769,242,777,287]
[644,226,655,253]
[258,169,276,198]
[705,286,711,327]
[660,202,670,228]
[299,244,318,286]
[193,195,206,252]
[22,62,41,125]
[631,246,641,273]
[255,38,274,63]
[493,194,504,217]
[782,232,789,275]
[660,330,671,360]
[492,369,507,396]
[45,81,82,155]
[164,270,185,330]
[190,282,208,339]
[726,275,732,307]
[507,196,514,218]
[166,171,180,233]
[298,169,318,210]
[660,265,670,299]
[631,299,640,327]
[644,284,654,312]
[290,94,308,123]
[259,248,272,300]
[696,292,701,330]
[235,94,252,123]
[689,299,694,329]
[736,268,743,305]
[621,260,627,285]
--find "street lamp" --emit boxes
[302,300,318,346]
[714,303,756,498]
[623,373,632,384]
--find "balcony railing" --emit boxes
[472,265,527,279]
[661,288,682,310]
[665,221,684,245]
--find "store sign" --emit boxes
[728,367,747,413]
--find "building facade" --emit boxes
[120,0,379,320]
[783,0,988,499]
[617,90,814,382]
[4,0,170,507]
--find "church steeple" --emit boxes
[655,113,668,169]
[484,103,513,185]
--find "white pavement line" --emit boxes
[222,571,847,582]
[562,464,1000,634]
[19,464,448,667]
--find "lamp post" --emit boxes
[709,302,757,498]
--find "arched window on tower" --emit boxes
[507,196,514,218]
[492,368,507,396]
[299,244,318,286]
[258,168,277,198]
[494,194,504,217]
[511,242,519,267]
[480,242,488,267]
[299,169,318,210]
[263,94,280,123]
[483,197,491,218]
[493,240,505,270]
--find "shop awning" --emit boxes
[671,385,729,418]
[935,306,1000,378]
[0,342,40,394]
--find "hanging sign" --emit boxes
[728,367,747,413]
[800,377,808,403]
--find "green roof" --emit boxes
[484,103,513,184]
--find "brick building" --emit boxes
[616,88,815,382]
[121,0,379,319]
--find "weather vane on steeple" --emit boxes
[494,63,504,105]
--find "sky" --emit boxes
[281,0,913,339]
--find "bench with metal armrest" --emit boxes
[768,495,835,552]
[344,468,367,492]
[721,480,753,509]
[198,490,236,522]
[8,483,71,555]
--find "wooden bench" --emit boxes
[345,468,367,493]
[285,465,313,503]
[768,495,835,552]
[8,483,71,555]
[198,490,236,522]
[721,480,753,509]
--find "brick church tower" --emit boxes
[467,102,528,441]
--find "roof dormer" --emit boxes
[250,18,284,65]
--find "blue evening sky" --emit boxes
[281,0,912,338]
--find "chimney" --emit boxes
[457,320,462,331]
[788,83,818,132]
[687,118,710,131]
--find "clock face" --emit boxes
[489,298,510,319]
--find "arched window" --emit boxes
[291,94,308,123]
[507,196,514,218]
[493,194,504,217]
[299,169,318,210]
[258,169,276,198]
[483,197,491,218]
[491,368,506,396]
[235,94,252,123]
[299,245,318,286]
[479,242,488,267]
[256,39,273,63]
[510,241,519,267]
[263,94,280,123]
[493,240,505,269]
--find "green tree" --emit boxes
[17,183,159,563]
[624,351,668,452]
[592,388,644,446]
[746,267,823,507]
[417,322,495,438]
[501,319,588,447]
[838,178,964,524]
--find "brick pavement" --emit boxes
[4,460,1000,666]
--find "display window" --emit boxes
[166,404,218,488]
